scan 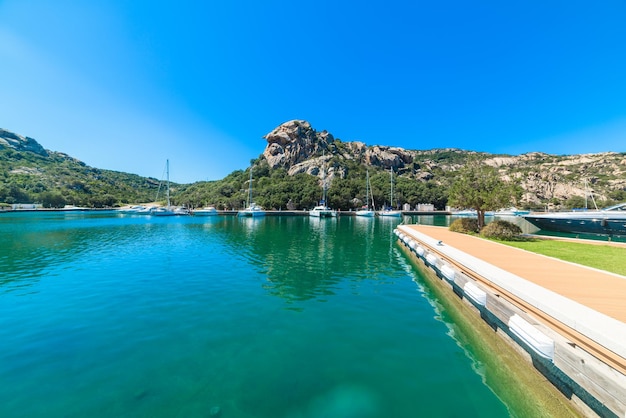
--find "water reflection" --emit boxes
[215,216,408,303]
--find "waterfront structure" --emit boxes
[395,224,626,418]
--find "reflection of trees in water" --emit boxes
[225,216,404,303]
[228,217,342,302]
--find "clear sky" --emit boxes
[2,1,626,183]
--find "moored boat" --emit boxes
[150,206,177,216]
[523,202,626,236]
[378,168,402,217]
[193,206,218,216]
[150,160,189,216]
[238,203,265,217]
[495,207,530,217]
[309,155,337,218]
[238,168,265,217]
[356,169,375,217]
[309,204,337,218]
[117,205,148,214]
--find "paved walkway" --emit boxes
[404,225,626,323]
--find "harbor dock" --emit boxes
[396,224,626,418]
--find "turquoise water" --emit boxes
[0,212,510,417]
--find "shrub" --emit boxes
[480,220,522,240]
[449,218,480,234]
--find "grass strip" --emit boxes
[498,239,626,276]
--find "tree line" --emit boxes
[172,159,449,211]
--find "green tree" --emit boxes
[448,160,517,229]
[564,195,586,210]
[39,191,67,208]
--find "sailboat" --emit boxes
[378,168,402,217]
[151,159,181,216]
[238,167,265,217]
[356,169,375,217]
[309,156,337,218]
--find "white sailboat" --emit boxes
[151,159,179,216]
[310,157,337,218]
[356,169,375,217]
[378,168,402,217]
[238,167,265,217]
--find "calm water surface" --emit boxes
[0,212,511,417]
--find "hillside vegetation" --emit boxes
[1,123,625,210]
[175,158,448,211]
[0,140,169,208]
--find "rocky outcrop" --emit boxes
[364,146,414,169]
[487,152,626,204]
[263,120,418,172]
[263,120,334,169]
[262,121,420,180]
[261,120,626,205]
[0,129,48,156]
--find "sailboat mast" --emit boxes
[247,168,253,207]
[321,153,327,205]
[390,168,394,209]
[366,169,370,210]
[166,159,171,209]
[321,164,325,204]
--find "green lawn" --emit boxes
[501,240,626,277]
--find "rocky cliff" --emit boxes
[262,120,626,205]
[0,128,48,156]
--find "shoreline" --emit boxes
[1,208,451,216]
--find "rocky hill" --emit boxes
[0,129,48,156]
[261,120,626,206]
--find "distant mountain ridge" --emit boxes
[1,123,625,209]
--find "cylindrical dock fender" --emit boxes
[508,314,554,361]
[463,281,487,306]
[440,264,455,281]
[425,253,438,267]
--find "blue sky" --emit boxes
[1,1,625,183]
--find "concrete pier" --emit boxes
[395,224,626,418]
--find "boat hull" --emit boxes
[237,210,265,217]
[238,203,265,217]
[378,210,402,217]
[309,211,337,218]
[309,205,337,218]
[194,208,218,216]
[524,215,626,236]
